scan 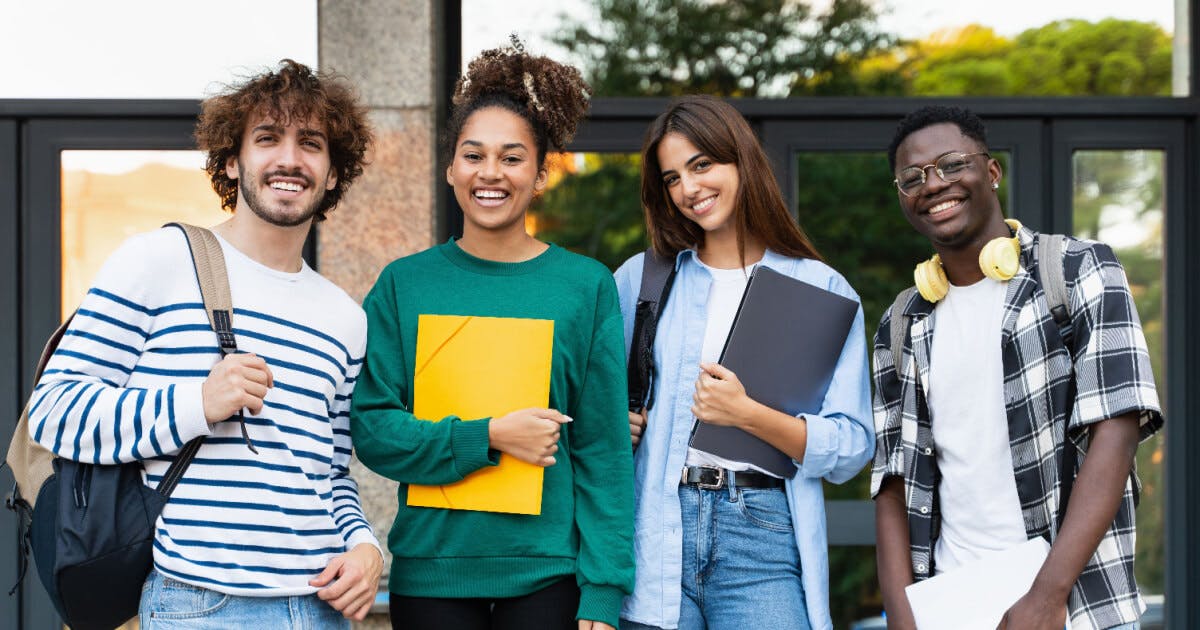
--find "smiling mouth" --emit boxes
[270,181,305,193]
[473,189,510,206]
[927,198,964,215]
[692,195,716,212]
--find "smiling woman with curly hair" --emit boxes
[350,38,634,630]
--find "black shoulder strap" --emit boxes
[627,248,677,412]
[156,223,247,499]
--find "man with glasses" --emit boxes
[870,106,1162,630]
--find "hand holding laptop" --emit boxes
[692,362,754,426]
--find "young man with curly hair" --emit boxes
[28,60,382,628]
[872,105,1162,630]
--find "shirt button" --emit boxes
[920,506,929,514]
[916,563,927,572]
[923,447,933,455]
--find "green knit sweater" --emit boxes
[350,240,634,627]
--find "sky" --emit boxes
[0,0,1179,99]
[0,0,317,99]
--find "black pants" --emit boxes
[389,578,580,630]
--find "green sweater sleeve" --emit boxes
[350,269,499,485]
[570,277,636,627]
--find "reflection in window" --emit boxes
[528,152,643,270]
[60,151,226,320]
[1073,150,1166,598]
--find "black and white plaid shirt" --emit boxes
[871,226,1164,630]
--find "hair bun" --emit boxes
[454,35,592,150]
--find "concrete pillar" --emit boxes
[317,1,443,626]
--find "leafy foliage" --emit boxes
[552,0,894,97]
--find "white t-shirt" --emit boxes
[685,261,782,477]
[928,277,1028,574]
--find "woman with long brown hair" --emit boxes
[614,95,873,630]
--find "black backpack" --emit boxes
[627,248,677,413]
[5,223,238,630]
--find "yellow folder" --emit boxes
[407,314,554,515]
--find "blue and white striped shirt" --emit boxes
[29,227,379,596]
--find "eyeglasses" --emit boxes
[893,152,990,196]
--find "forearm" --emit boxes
[350,404,496,484]
[740,399,808,461]
[876,477,917,630]
[1030,413,1139,601]
[30,377,209,463]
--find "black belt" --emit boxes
[680,466,785,490]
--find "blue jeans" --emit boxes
[624,483,809,630]
[139,569,349,629]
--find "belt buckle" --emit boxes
[697,467,725,490]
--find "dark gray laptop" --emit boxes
[688,265,859,477]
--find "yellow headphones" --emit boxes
[914,219,1023,303]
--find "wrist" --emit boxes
[739,397,769,430]
[1030,572,1073,604]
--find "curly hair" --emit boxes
[443,36,592,169]
[194,59,372,221]
[887,105,988,171]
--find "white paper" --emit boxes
[905,538,1063,630]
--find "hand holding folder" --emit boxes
[408,314,554,515]
[688,266,858,477]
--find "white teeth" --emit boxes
[929,199,961,214]
[270,181,302,192]
[474,190,508,199]
[693,196,716,211]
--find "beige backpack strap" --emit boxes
[168,223,236,356]
[164,223,256,460]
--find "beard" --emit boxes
[238,164,325,228]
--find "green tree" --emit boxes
[552,0,894,98]
[1009,19,1171,96]
[534,154,644,270]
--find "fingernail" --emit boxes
[563,415,574,422]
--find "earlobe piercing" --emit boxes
[992,182,999,190]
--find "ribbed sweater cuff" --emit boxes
[451,417,497,478]
[577,584,626,628]
[173,382,213,443]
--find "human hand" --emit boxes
[996,587,1068,630]
[488,408,572,466]
[629,409,646,449]
[578,620,616,630]
[310,543,384,620]
[692,362,753,427]
[201,353,273,423]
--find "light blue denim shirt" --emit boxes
[613,248,874,630]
